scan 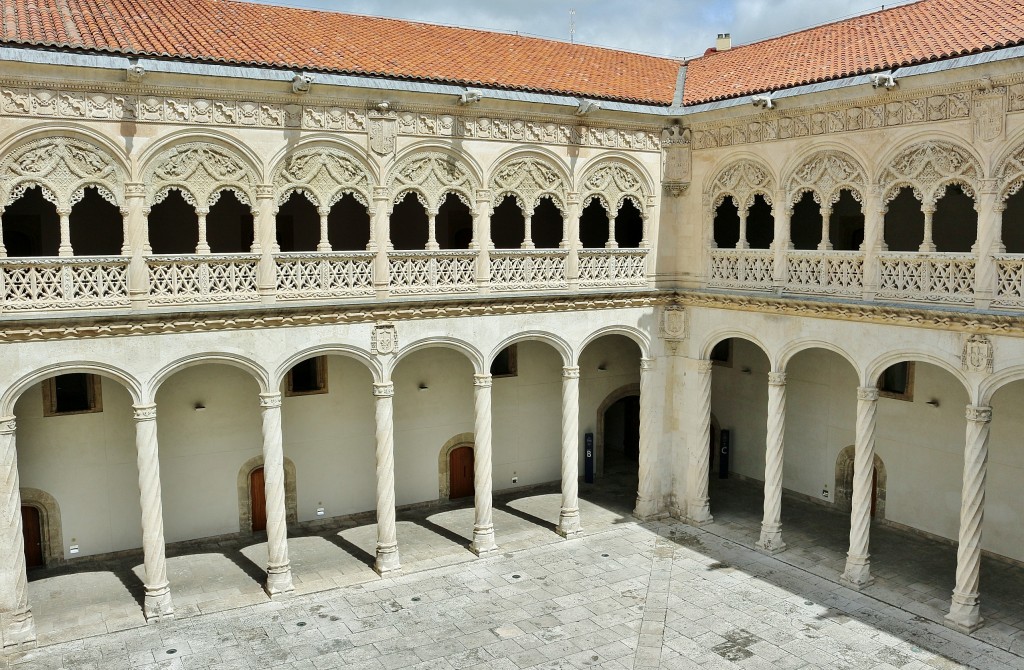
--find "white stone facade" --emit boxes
[1,34,1024,648]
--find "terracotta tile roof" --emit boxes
[0,0,681,105]
[683,0,1024,105]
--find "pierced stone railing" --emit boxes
[388,250,477,294]
[994,254,1024,308]
[275,252,375,300]
[489,250,568,291]
[578,249,648,287]
[707,248,775,291]
[148,254,260,304]
[877,252,975,304]
[0,256,130,311]
[784,251,864,296]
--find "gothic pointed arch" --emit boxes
[271,145,373,211]
[878,139,982,206]
[0,136,126,210]
[488,154,569,213]
[786,150,867,207]
[580,158,649,213]
[705,157,776,211]
[385,150,479,213]
[142,141,258,209]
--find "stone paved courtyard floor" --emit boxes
[7,465,1024,668]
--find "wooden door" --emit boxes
[870,466,878,519]
[449,446,475,499]
[250,467,267,532]
[21,506,43,569]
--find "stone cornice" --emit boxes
[687,72,1024,151]
[0,76,662,153]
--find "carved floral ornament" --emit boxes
[580,162,648,214]
[706,158,776,211]
[0,136,125,210]
[272,147,372,210]
[878,140,982,206]
[488,157,568,213]
[995,140,1024,201]
[144,142,257,209]
[786,150,867,208]
[386,151,478,212]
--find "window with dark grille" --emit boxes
[490,345,518,378]
[878,362,914,401]
[286,357,327,396]
[43,374,102,416]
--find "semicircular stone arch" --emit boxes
[19,487,65,567]
[0,136,127,211]
[580,159,649,213]
[237,455,298,533]
[878,139,982,206]
[706,157,776,212]
[489,155,569,213]
[437,432,475,500]
[143,141,258,210]
[786,150,867,208]
[272,146,374,211]
[386,150,479,213]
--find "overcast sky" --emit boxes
[252,0,917,59]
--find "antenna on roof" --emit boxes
[569,8,576,44]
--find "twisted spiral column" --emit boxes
[372,382,401,573]
[686,360,714,525]
[259,393,293,597]
[841,387,878,589]
[470,374,497,555]
[945,405,992,633]
[133,404,173,620]
[0,418,34,648]
[557,367,582,536]
[757,372,787,554]
[634,358,661,519]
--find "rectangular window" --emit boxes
[878,362,914,401]
[42,373,102,416]
[286,357,328,396]
[490,345,518,378]
[710,340,732,367]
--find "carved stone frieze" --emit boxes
[0,83,660,152]
[489,157,568,212]
[273,147,372,209]
[786,150,867,206]
[581,162,648,213]
[0,136,125,209]
[144,142,256,207]
[878,140,982,205]
[707,159,775,210]
[387,151,478,211]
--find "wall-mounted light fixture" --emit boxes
[597,363,608,372]
[418,383,429,391]
[194,402,206,411]
[740,366,752,375]
[925,399,940,408]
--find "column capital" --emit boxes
[562,366,580,379]
[473,373,492,388]
[125,182,147,198]
[373,382,395,398]
[696,359,714,374]
[133,403,157,421]
[640,357,655,371]
[965,405,992,423]
[0,416,15,434]
[255,184,275,200]
[857,386,880,401]
[768,371,786,386]
[259,392,283,409]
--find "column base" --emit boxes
[374,544,402,575]
[264,563,295,599]
[470,526,498,556]
[839,556,874,590]
[945,591,984,633]
[633,497,661,521]
[756,525,786,555]
[556,510,583,538]
[684,498,713,526]
[143,583,175,621]
[1,609,36,649]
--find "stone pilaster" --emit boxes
[470,374,497,555]
[258,393,294,597]
[557,366,582,537]
[317,206,332,252]
[372,187,391,298]
[372,382,401,574]
[973,180,1002,308]
[57,208,72,256]
[945,405,992,633]
[862,185,885,300]
[634,358,661,519]
[564,193,581,290]
[254,186,277,302]
[0,418,34,648]
[841,386,879,589]
[132,404,173,620]
[685,359,714,525]
[125,183,150,310]
[756,372,787,554]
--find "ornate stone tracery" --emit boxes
[786,150,867,207]
[0,136,126,210]
[272,146,373,211]
[878,139,982,206]
[995,138,1024,201]
[386,150,479,213]
[144,142,257,209]
[706,158,775,211]
[580,161,648,214]
[488,156,569,213]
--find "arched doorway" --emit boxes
[22,505,43,569]
[449,447,475,499]
[834,446,887,520]
[594,383,641,477]
[249,466,266,532]
[236,455,298,535]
